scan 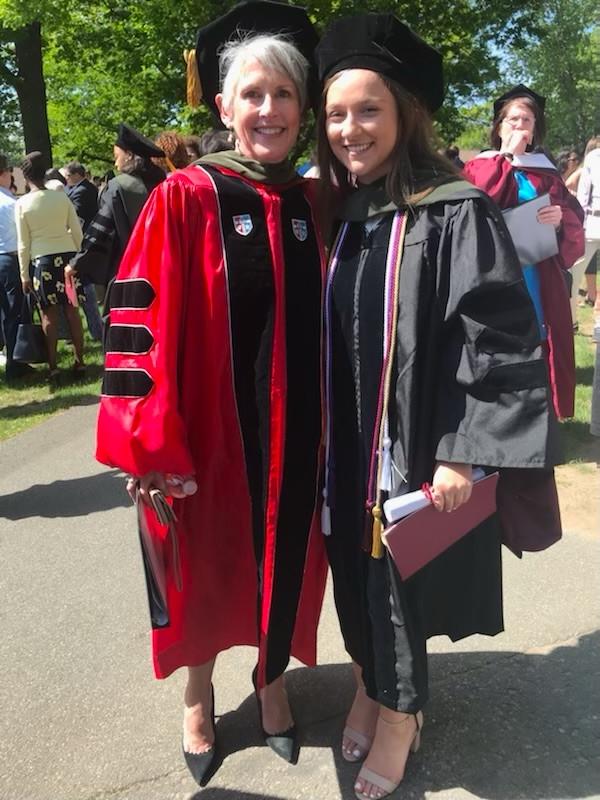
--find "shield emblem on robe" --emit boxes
[233,214,253,236]
[291,218,308,241]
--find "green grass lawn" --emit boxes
[0,333,104,441]
[1,308,598,463]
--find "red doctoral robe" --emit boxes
[464,153,584,419]
[95,161,328,684]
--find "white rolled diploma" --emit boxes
[383,468,485,523]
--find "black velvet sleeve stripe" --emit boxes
[106,325,154,354]
[70,208,116,279]
[102,369,154,397]
[90,218,114,235]
[110,279,156,309]
[81,208,114,249]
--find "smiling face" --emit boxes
[216,59,302,164]
[324,69,399,184]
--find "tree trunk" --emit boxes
[13,22,52,164]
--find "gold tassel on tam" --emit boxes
[371,504,385,559]
[183,48,202,107]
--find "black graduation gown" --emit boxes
[325,180,556,713]
[71,173,156,289]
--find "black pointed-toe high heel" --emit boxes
[182,685,217,786]
[252,667,299,764]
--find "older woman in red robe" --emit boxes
[95,1,326,785]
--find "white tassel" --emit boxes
[321,500,332,536]
[379,436,393,492]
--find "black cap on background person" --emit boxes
[316,12,444,113]
[115,123,164,159]
[493,84,546,118]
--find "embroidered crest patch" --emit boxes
[233,214,253,236]
[291,218,308,242]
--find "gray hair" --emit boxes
[219,33,309,113]
[65,160,86,177]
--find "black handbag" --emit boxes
[13,294,47,363]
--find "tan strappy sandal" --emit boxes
[342,725,374,762]
[354,710,423,799]
[342,685,378,762]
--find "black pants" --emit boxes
[0,253,24,374]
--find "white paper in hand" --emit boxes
[383,468,485,523]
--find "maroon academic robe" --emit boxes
[95,161,328,684]
[464,153,584,419]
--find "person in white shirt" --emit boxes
[0,154,33,379]
[15,151,86,381]
[576,141,600,307]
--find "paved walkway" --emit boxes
[1,404,599,800]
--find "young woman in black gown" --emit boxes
[316,14,557,800]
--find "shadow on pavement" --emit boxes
[197,630,600,800]
[0,468,131,519]
[0,393,98,421]
[193,793,291,799]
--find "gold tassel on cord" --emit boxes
[370,504,385,559]
[183,48,202,107]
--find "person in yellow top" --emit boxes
[15,151,86,380]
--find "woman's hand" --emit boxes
[126,472,198,505]
[64,264,77,280]
[501,129,530,156]
[22,279,32,294]
[536,205,562,229]
[431,462,473,513]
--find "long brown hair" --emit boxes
[490,96,546,151]
[317,71,457,235]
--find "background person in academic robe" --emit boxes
[95,1,326,786]
[65,125,165,304]
[15,151,86,382]
[464,85,585,419]
[316,16,560,800]
[63,161,104,341]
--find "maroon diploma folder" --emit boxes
[382,472,499,580]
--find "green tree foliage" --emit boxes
[43,0,223,170]
[455,103,494,154]
[0,0,597,169]
[507,0,600,153]
[0,0,69,160]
